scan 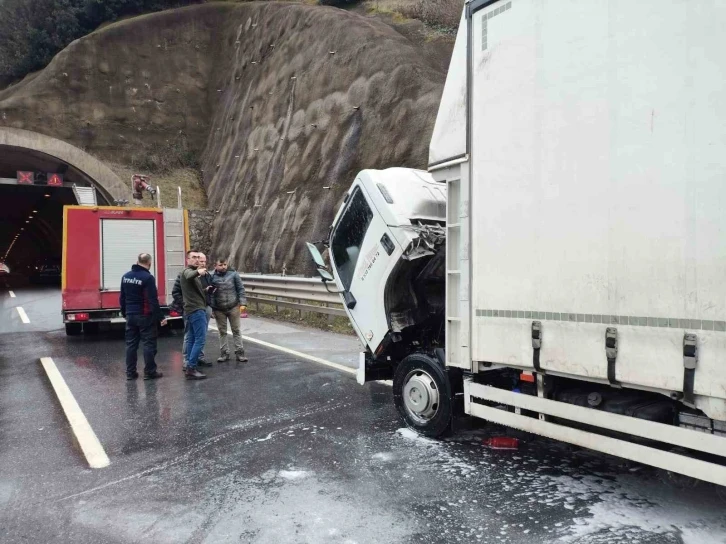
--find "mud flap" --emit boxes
[357,351,395,385]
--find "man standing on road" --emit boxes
[196,253,215,368]
[120,253,166,380]
[211,259,248,363]
[180,250,208,380]
[173,251,210,369]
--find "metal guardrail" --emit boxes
[239,274,346,317]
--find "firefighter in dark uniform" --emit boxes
[120,253,166,380]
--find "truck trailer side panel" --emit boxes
[461,0,726,418]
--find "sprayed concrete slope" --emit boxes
[0,2,448,273]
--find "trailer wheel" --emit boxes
[65,323,82,336]
[393,353,453,438]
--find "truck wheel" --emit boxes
[65,323,82,336]
[393,353,453,438]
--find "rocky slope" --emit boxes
[0,2,451,273]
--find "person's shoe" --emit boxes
[182,364,187,371]
[185,369,207,380]
[217,354,230,363]
[198,360,213,367]
[144,371,163,380]
[236,352,248,363]
[126,371,139,381]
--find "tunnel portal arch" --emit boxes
[0,127,127,202]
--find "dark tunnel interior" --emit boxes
[0,145,108,283]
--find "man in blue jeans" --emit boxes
[120,253,166,380]
[173,251,211,369]
[180,250,208,380]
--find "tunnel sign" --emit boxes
[17,171,33,184]
[48,173,63,187]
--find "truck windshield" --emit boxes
[331,187,374,291]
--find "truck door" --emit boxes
[330,185,396,350]
[99,218,157,308]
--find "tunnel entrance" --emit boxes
[0,131,124,284]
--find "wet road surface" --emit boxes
[1,285,725,543]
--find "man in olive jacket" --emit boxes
[210,258,248,362]
[173,251,210,368]
[180,251,209,379]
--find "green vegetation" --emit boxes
[0,0,202,86]
[365,0,463,34]
[401,0,462,33]
[250,301,355,335]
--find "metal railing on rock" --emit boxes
[239,274,346,317]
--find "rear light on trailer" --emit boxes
[169,310,180,317]
[519,371,535,383]
[67,313,90,322]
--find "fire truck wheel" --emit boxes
[65,323,82,336]
[393,353,453,438]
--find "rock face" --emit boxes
[0,5,221,167]
[0,3,449,274]
[189,209,215,258]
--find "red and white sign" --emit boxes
[17,171,33,184]
[48,173,63,187]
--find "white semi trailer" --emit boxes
[308,0,726,485]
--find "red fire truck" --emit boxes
[61,205,188,335]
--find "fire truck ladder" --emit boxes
[72,184,97,206]
[162,208,186,304]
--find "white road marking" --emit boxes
[244,336,357,375]
[9,290,15,298]
[209,321,358,376]
[39,357,110,469]
[16,306,30,323]
[209,323,394,387]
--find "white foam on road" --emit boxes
[397,427,438,445]
[552,473,726,544]
[39,357,110,469]
[278,470,311,480]
[16,306,29,323]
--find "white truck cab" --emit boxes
[326,169,446,364]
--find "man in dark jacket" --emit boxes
[120,253,166,380]
[211,259,248,362]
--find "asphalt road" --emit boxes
[1,285,725,544]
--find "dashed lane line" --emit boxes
[9,290,15,298]
[39,357,110,469]
[16,306,30,323]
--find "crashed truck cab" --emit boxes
[324,169,446,382]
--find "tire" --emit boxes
[393,352,453,438]
[65,323,82,336]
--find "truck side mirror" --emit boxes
[306,242,334,282]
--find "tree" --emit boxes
[0,0,201,87]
